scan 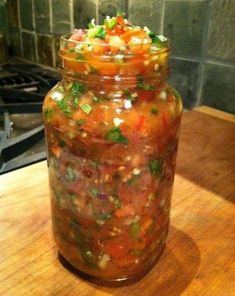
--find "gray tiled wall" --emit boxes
[1,0,235,114]
[164,0,208,58]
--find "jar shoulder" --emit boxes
[43,80,182,138]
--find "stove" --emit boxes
[0,61,60,174]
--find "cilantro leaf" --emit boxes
[148,31,162,44]
[89,187,98,198]
[88,22,95,29]
[105,17,117,30]
[105,127,128,145]
[94,26,106,39]
[88,26,106,39]
[116,9,125,16]
[44,107,54,120]
[151,107,158,115]
[96,212,112,220]
[137,75,155,91]
[89,64,98,73]
[71,82,86,96]
[77,118,86,126]
[76,53,86,60]
[149,159,162,176]
[56,98,71,115]
[73,97,79,108]
[93,96,100,102]
[137,82,155,91]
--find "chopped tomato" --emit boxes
[85,38,109,54]
[161,110,171,128]
[114,204,135,218]
[107,36,125,53]
[121,29,145,43]
[103,236,133,258]
[114,254,136,268]
[51,145,62,158]
[137,90,155,101]
[135,115,145,131]
[116,15,125,26]
[70,29,84,41]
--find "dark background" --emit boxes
[0,0,234,113]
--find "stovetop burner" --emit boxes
[0,72,39,90]
[0,60,60,174]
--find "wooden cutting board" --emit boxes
[0,106,235,296]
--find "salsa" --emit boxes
[43,13,182,281]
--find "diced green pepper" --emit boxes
[81,103,93,114]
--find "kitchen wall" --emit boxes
[1,0,235,113]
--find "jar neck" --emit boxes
[59,37,170,88]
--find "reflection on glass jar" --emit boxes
[43,33,182,282]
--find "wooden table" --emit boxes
[1,106,235,296]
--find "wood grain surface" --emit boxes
[0,107,235,296]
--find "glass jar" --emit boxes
[43,35,182,282]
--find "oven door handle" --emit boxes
[0,125,45,164]
[0,151,46,174]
